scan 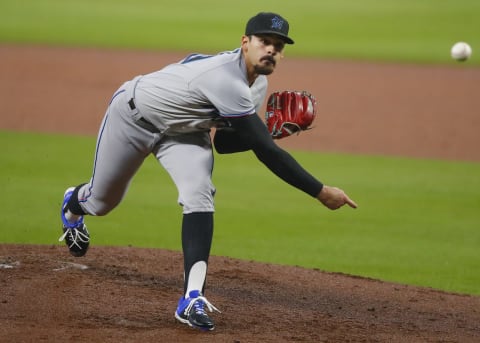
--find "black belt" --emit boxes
[128,99,160,133]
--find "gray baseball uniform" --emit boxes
[60,12,355,331]
[76,48,267,216]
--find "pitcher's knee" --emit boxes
[93,206,114,216]
[178,188,216,213]
[81,199,118,216]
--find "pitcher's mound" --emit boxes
[1,244,479,342]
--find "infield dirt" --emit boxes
[1,45,479,342]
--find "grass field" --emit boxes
[0,0,479,64]
[1,131,479,295]
[1,0,480,296]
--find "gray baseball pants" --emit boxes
[76,79,216,216]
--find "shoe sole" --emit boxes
[69,244,89,257]
[174,312,214,331]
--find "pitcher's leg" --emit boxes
[60,89,157,257]
[75,95,156,216]
[156,133,219,329]
[76,121,147,216]
[63,85,157,231]
[181,212,213,295]
[156,132,215,214]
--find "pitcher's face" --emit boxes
[242,34,285,76]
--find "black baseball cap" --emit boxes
[245,12,294,45]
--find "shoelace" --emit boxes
[58,227,89,249]
[185,296,221,316]
[60,210,84,229]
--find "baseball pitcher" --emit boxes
[59,12,357,331]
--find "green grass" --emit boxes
[1,0,479,296]
[1,131,479,296]
[1,0,479,64]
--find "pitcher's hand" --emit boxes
[317,185,358,210]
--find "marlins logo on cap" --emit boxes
[271,16,284,30]
[245,12,294,44]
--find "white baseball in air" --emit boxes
[450,42,472,61]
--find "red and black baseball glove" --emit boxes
[265,91,317,139]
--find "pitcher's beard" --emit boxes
[254,55,277,75]
[253,64,275,75]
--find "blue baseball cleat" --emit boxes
[175,290,221,331]
[59,187,90,257]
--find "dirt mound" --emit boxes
[1,244,479,342]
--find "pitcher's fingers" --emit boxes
[345,196,358,209]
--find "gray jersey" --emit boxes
[133,48,268,135]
